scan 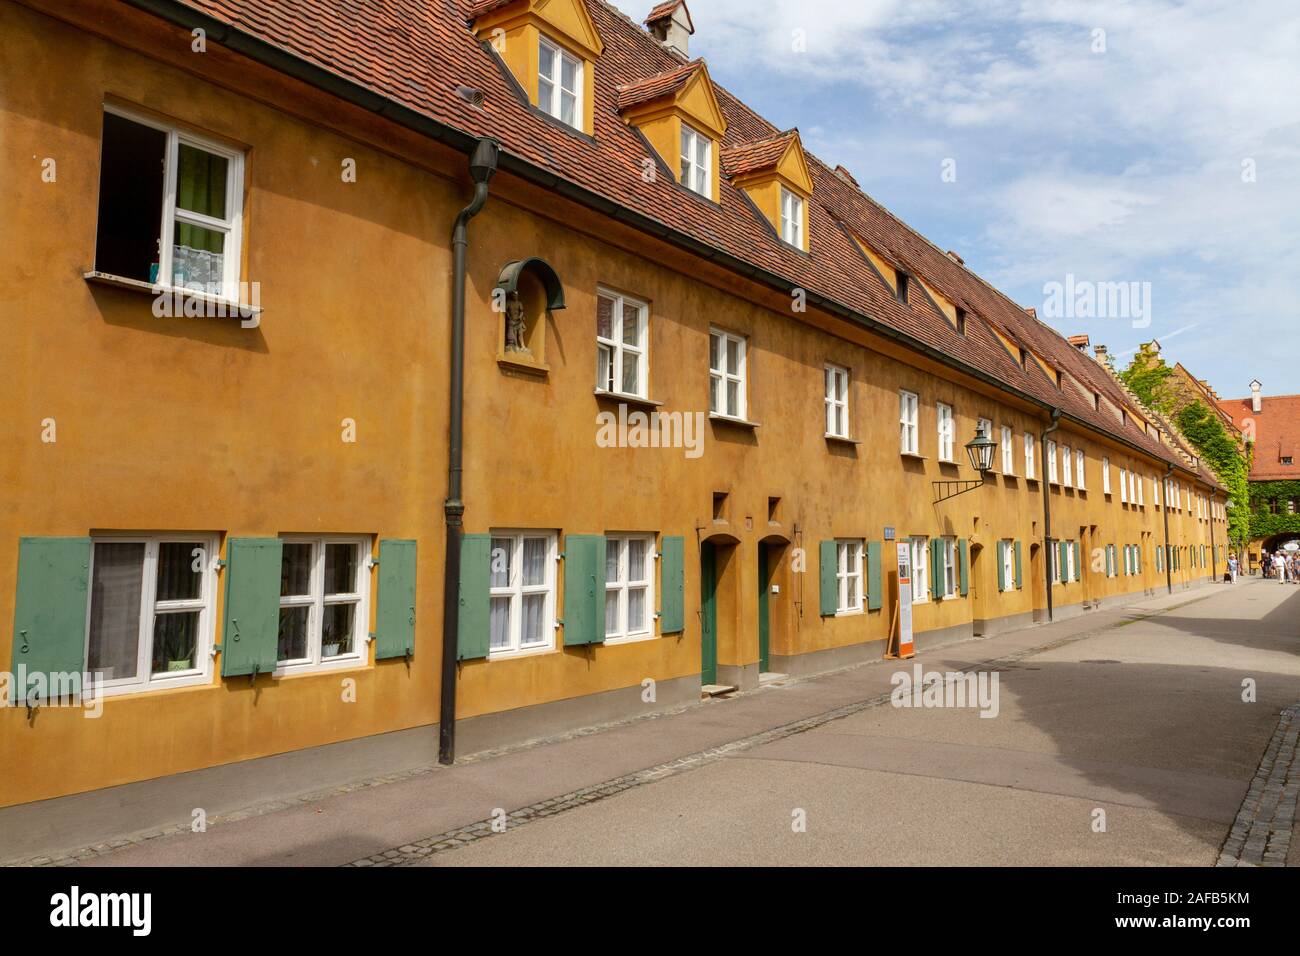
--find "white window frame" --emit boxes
[941,536,958,600]
[709,328,747,420]
[937,403,955,462]
[1024,431,1035,478]
[824,364,850,438]
[1075,448,1085,489]
[1062,444,1073,487]
[1065,539,1077,582]
[679,122,712,199]
[603,534,657,644]
[1002,539,1015,588]
[779,186,804,247]
[1001,425,1014,474]
[1137,475,1144,506]
[1102,457,1111,494]
[1047,439,1058,483]
[83,532,219,698]
[910,536,929,603]
[596,288,649,399]
[900,390,919,455]
[1120,468,1129,504]
[488,530,558,659]
[102,104,245,303]
[835,539,864,615]
[537,35,582,129]
[275,535,371,675]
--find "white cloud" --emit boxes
[611,0,1300,390]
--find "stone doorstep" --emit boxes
[700,684,737,698]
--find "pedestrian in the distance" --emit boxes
[1228,553,1239,584]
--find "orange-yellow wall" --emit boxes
[0,0,1225,807]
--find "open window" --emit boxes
[93,107,244,301]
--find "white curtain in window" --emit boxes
[87,543,145,680]
[521,593,545,645]
[490,597,510,650]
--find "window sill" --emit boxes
[603,631,658,646]
[834,607,864,617]
[488,643,555,662]
[900,451,927,460]
[497,352,550,377]
[825,433,861,445]
[84,271,262,317]
[274,654,368,679]
[594,389,662,409]
[709,412,760,429]
[88,670,214,700]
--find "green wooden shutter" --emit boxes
[958,539,969,596]
[997,540,1007,592]
[866,540,882,611]
[456,534,491,661]
[659,536,685,633]
[221,537,282,678]
[375,539,417,660]
[1060,541,1070,583]
[563,534,604,646]
[930,538,943,598]
[11,537,91,704]
[1014,540,1023,589]
[819,540,837,616]
[1073,542,1081,581]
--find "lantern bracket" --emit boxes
[932,475,987,505]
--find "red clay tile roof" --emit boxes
[466,0,517,19]
[1217,394,1300,480]
[720,130,798,179]
[165,0,1215,486]
[615,59,702,111]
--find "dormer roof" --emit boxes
[721,129,812,194]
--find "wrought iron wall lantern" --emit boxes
[932,423,997,504]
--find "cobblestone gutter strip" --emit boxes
[12,591,1211,868]
[343,623,1143,868]
[1217,704,1300,867]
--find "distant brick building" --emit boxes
[1218,383,1300,564]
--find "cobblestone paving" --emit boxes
[1217,704,1300,867]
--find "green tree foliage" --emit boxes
[1120,345,1251,547]
[1176,401,1251,546]
[1249,480,1300,541]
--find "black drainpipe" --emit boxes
[439,138,500,767]
[1040,408,1062,622]
[1161,463,1174,595]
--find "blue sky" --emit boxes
[613,0,1300,399]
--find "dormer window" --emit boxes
[538,36,581,128]
[897,273,910,304]
[680,123,711,198]
[617,59,725,202]
[721,129,813,251]
[780,186,804,248]
[473,0,602,136]
[955,308,967,335]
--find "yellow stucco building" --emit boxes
[0,0,1227,808]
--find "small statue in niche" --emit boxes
[504,292,532,355]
